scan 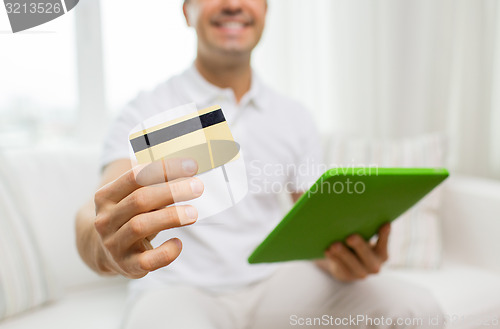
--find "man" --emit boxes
[76,0,443,328]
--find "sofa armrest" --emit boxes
[440,175,500,273]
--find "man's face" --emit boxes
[184,0,267,57]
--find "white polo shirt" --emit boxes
[102,65,323,291]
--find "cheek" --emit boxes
[250,8,267,31]
[191,2,214,29]
[196,15,214,39]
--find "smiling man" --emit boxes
[76,0,443,328]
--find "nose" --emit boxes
[220,0,243,12]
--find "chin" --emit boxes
[220,47,253,57]
[210,41,253,55]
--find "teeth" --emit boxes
[220,22,245,29]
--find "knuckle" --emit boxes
[165,206,180,223]
[168,181,183,198]
[102,237,115,253]
[129,217,145,236]
[129,191,147,210]
[138,256,153,272]
[94,187,108,208]
[138,247,174,273]
[94,214,109,235]
[157,247,173,265]
[126,170,138,186]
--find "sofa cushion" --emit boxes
[0,152,59,320]
[441,176,500,273]
[384,262,500,329]
[0,281,127,329]
[326,133,446,268]
[0,146,107,292]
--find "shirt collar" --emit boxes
[180,63,266,111]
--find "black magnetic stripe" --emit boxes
[130,109,225,153]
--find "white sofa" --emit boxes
[0,145,499,329]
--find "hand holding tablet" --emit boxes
[248,167,449,264]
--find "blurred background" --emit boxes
[1,0,499,179]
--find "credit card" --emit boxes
[129,105,240,175]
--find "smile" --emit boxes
[218,22,247,29]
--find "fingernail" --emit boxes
[182,159,197,174]
[332,243,342,252]
[190,178,204,196]
[182,206,198,224]
[172,238,182,249]
[347,235,358,245]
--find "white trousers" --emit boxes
[121,262,443,329]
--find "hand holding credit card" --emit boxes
[128,103,248,221]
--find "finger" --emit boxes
[145,233,158,242]
[374,223,391,261]
[346,235,381,274]
[100,158,198,204]
[134,238,183,273]
[329,243,368,279]
[324,250,355,282]
[113,205,198,249]
[134,158,198,186]
[111,177,204,229]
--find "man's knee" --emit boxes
[361,281,443,328]
[121,286,228,329]
[320,276,443,329]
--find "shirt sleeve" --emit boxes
[286,104,325,194]
[100,98,144,169]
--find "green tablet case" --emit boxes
[248,167,449,264]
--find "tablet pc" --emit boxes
[248,167,449,264]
